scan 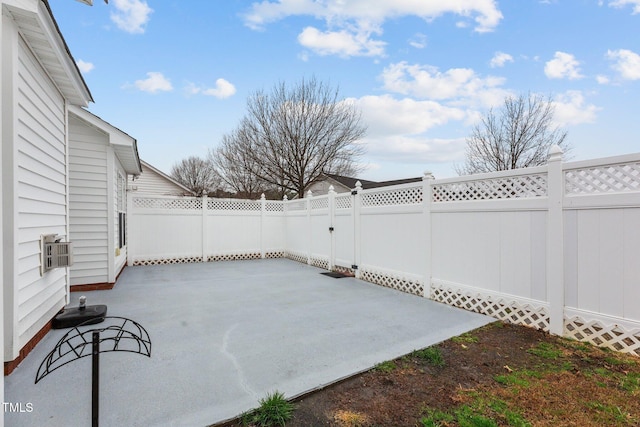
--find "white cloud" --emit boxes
[380,61,510,108]
[186,79,237,99]
[408,33,427,49]
[363,135,466,164]
[552,91,599,126]
[76,59,94,73]
[609,0,640,14]
[353,95,466,136]
[243,0,503,57]
[110,0,153,34]
[607,49,640,80]
[297,26,385,57]
[489,51,513,68]
[134,72,172,93]
[347,95,468,164]
[544,51,584,80]
[203,79,237,99]
[596,75,610,84]
[244,1,502,32]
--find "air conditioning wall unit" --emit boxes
[40,234,73,276]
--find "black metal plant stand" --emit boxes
[35,317,152,427]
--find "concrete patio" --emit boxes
[5,259,493,427]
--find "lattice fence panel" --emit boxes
[207,199,261,211]
[310,256,329,270]
[564,316,640,356]
[361,186,423,207]
[208,253,261,262]
[285,251,308,264]
[265,251,285,259]
[311,197,329,210]
[133,197,202,210]
[335,195,352,209]
[332,265,355,276]
[361,269,423,296]
[430,283,550,331]
[565,162,640,195]
[133,256,203,266]
[432,174,547,202]
[264,201,284,212]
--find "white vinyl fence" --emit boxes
[128,148,640,355]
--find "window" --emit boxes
[117,172,126,249]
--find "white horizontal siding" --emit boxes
[68,115,109,285]
[131,163,189,195]
[15,36,67,349]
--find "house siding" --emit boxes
[15,35,67,350]
[130,162,188,195]
[68,115,109,286]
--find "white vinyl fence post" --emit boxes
[353,181,362,279]
[306,190,312,265]
[202,195,208,263]
[260,193,266,259]
[547,145,565,336]
[328,185,336,271]
[283,195,288,258]
[422,171,435,298]
[127,191,134,266]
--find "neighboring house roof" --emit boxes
[323,173,379,190]
[68,105,142,175]
[132,160,195,196]
[6,0,93,106]
[321,173,422,190]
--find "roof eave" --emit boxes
[6,1,93,106]
[69,106,142,175]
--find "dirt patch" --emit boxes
[219,322,640,427]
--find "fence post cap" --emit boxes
[306,190,313,198]
[423,171,435,180]
[260,193,266,200]
[328,185,335,194]
[283,195,288,201]
[355,181,362,191]
[548,145,564,161]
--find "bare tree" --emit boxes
[457,93,570,175]
[208,130,268,199]
[230,76,366,198]
[170,156,218,197]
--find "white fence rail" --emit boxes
[128,149,640,356]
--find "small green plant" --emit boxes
[527,342,563,360]
[413,346,445,367]
[243,391,294,427]
[452,332,479,344]
[373,360,397,373]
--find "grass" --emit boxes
[373,360,397,373]
[333,410,370,427]
[526,342,564,359]
[412,346,445,367]
[417,327,640,427]
[240,391,294,427]
[451,332,480,344]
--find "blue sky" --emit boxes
[50,0,640,181]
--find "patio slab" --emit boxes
[5,259,493,426]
